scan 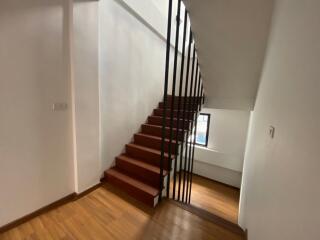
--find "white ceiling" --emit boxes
[183,0,274,110]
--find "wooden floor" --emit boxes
[190,175,240,224]
[0,183,243,240]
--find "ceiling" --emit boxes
[183,0,274,110]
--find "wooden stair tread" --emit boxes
[149,115,186,120]
[117,154,168,176]
[165,96,200,102]
[142,123,185,132]
[106,168,159,197]
[126,143,175,159]
[155,108,195,113]
[149,115,190,122]
[159,101,198,107]
[135,133,178,144]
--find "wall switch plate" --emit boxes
[52,103,68,111]
[269,126,275,139]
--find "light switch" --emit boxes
[52,103,68,111]
[269,126,275,139]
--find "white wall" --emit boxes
[193,108,250,187]
[72,0,100,193]
[120,0,186,51]
[0,0,74,226]
[203,108,250,157]
[193,161,243,188]
[99,0,170,170]
[239,1,320,239]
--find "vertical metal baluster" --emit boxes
[202,90,205,107]
[180,29,193,202]
[159,0,173,202]
[200,83,205,111]
[186,59,199,201]
[173,5,187,201]
[188,72,202,203]
[183,41,196,203]
[167,0,181,199]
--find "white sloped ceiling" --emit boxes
[183,0,274,110]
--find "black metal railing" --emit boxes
[159,0,173,202]
[159,0,204,204]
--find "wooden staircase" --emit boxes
[104,96,197,207]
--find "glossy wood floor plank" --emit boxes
[0,183,243,240]
[190,175,240,224]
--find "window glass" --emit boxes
[195,114,210,146]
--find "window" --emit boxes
[195,113,210,147]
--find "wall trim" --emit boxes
[0,193,76,233]
[0,183,103,233]
[76,182,103,199]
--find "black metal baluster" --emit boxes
[198,75,202,113]
[167,0,182,198]
[202,91,205,106]
[186,59,199,200]
[188,72,202,203]
[183,41,196,203]
[173,6,187,201]
[180,29,193,202]
[200,86,204,110]
[159,0,173,202]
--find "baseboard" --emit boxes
[0,193,76,233]
[76,182,103,200]
[0,182,103,233]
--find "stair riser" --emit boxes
[153,109,195,120]
[147,116,190,130]
[165,96,201,103]
[141,125,184,141]
[125,145,171,170]
[159,102,199,111]
[105,172,156,207]
[116,158,161,188]
[134,134,177,154]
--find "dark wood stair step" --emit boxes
[125,143,174,170]
[116,154,167,188]
[141,123,185,141]
[159,102,199,110]
[164,96,202,107]
[166,95,201,102]
[147,116,190,129]
[105,168,159,207]
[134,133,178,154]
[153,108,195,119]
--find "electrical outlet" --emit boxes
[269,126,275,139]
[52,103,68,111]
